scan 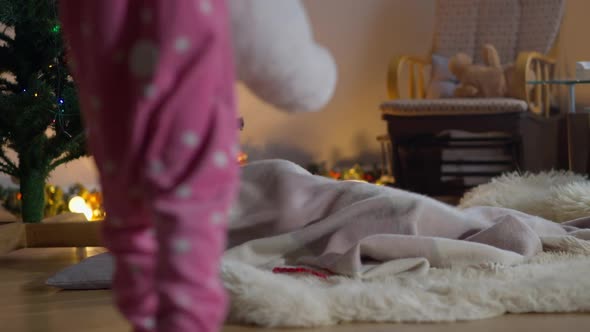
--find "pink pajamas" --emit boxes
[60,1,238,331]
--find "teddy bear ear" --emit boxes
[482,44,501,68]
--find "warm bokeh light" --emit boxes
[238,152,248,165]
[68,196,93,221]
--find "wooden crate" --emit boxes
[0,221,102,255]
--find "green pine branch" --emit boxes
[45,130,83,161]
[0,27,13,45]
[0,161,16,176]
[47,132,86,172]
[0,0,88,222]
[0,77,17,93]
[0,46,15,73]
[0,148,17,174]
[48,151,84,173]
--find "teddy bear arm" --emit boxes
[454,84,479,98]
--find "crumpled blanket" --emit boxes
[225,160,590,278]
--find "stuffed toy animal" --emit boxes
[448,44,507,98]
[229,0,338,112]
[449,44,534,99]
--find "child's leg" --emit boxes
[60,1,238,331]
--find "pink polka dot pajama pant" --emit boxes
[60,1,238,331]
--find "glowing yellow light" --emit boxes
[237,152,248,165]
[49,64,53,68]
[68,196,93,221]
[34,93,38,97]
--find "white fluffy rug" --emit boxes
[221,171,590,327]
[460,171,590,222]
[223,249,590,327]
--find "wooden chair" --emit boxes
[380,0,566,196]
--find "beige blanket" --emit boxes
[225,160,590,278]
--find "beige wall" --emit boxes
[239,0,435,167]
[3,0,589,188]
[555,0,590,106]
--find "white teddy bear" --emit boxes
[229,0,338,112]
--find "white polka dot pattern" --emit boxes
[211,211,224,225]
[172,238,191,254]
[149,159,165,175]
[143,84,157,99]
[199,0,213,15]
[213,150,228,168]
[174,292,192,308]
[142,317,155,330]
[147,229,156,238]
[175,37,191,53]
[129,40,159,78]
[181,131,200,148]
[175,184,192,198]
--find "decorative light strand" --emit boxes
[48,0,72,137]
[14,2,80,138]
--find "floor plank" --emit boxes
[1,247,589,332]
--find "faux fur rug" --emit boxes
[460,171,590,222]
[220,169,590,327]
[223,249,590,327]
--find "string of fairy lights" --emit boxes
[20,1,77,138]
[48,0,74,138]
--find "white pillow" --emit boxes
[45,252,113,290]
[426,54,458,99]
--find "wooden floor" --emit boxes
[1,248,590,332]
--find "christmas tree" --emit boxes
[0,0,86,223]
